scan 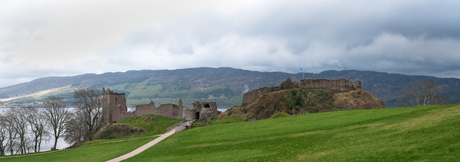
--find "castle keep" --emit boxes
[101,88,219,123]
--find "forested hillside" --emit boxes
[1,67,459,107]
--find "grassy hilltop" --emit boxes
[2,104,459,161]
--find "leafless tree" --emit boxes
[63,112,86,145]
[74,88,103,141]
[399,80,446,106]
[2,110,17,155]
[25,107,48,153]
[0,114,7,155]
[43,95,70,150]
[7,108,29,154]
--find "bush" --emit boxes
[272,113,288,118]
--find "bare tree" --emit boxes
[63,112,86,145]
[43,95,70,150]
[7,108,29,154]
[74,88,103,141]
[0,114,7,155]
[399,80,446,106]
[25,107,48,153]
[2,110,17,155]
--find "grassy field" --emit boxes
[126,104,460,161]
[2,104,459,161]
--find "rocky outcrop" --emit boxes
[242,78,361,105]
[219,78,385,121]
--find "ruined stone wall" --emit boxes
[134,101,155,117]
[297,78,358,92]
[182,108,196,121]
[121,111,136,119]
[203,101,219,116]
[156,104,178,119]
[199,108,214,123]
[102,88,218,122]
[242,78,361,105]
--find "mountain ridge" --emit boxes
[1,67,459,107]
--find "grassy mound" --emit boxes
[97,124,146,139]
[271,113,289,118]
[127,104,460,161]
[116,114,181,136]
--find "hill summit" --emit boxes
[219,78,386,121]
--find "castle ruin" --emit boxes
[243,78,362,104]
[101,88,219,123]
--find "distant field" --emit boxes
[127,104,460,161]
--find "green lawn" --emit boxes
[1,136,157,162]
[127,104,460,161]
[3,104,459,161]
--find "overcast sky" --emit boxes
[1,0,460,88]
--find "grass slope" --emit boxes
[1,136,157,162]
[127,104,460,161]
[115,114,181,136]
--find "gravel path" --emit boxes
[106,129,176,162]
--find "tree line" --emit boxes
[0,88,103,156]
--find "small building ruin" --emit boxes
[101,88,219,123]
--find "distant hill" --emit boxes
[1,67,459,107]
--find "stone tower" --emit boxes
[102,88,127,123]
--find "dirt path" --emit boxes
[106,129,176,162]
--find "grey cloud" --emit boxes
[4,0,458,89]
[236,0,460,46]
[168,43,195,55]
[267,46,278,54]
[284,39,309,55]
[107,0,460,79]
